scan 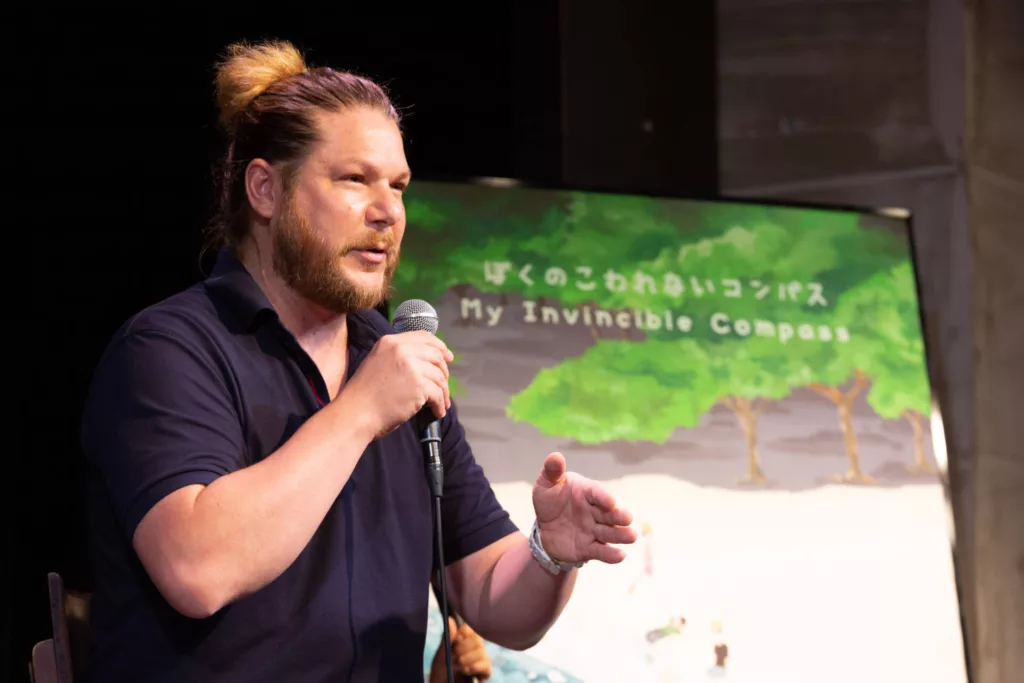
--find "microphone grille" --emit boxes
[392,299,439,335]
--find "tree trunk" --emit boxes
[721,396,766,486]
[835,401,869,482]
[809,370,874,484]
[901,409,936,474]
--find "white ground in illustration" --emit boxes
[489,477,967,683]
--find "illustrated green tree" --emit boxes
[854,262,935,473]
[705,338,801,485]
[795,260,930,483]
[505,339,719,444]
[865,350,934,473]
[791,312,882,485]
[802,364,874,484]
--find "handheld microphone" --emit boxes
[392,299,444,498]
[392,299,460,683]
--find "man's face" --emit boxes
[271,106,410,314]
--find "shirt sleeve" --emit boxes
[437,402,519,566]
[80,325,247,541]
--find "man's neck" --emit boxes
[238,244,350,398]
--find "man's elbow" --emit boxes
[153,560,230,619]
[166,586,225,620]
[134,486,228,618]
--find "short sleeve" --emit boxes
[81,327,247,541]
[438,402,519,566]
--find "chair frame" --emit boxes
[29,573,89,683]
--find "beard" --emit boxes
[271,195,399,315]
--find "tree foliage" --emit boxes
[505,340,717,444]
[395,182,934,480]
[846,263,932,419]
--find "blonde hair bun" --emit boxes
[215,40,307,133]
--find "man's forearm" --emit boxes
[135,392,375,617]
[453,535,577,650]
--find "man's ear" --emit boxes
[245,158,279,221]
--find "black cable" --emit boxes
[433,494,455,683]
[422,418,455,683]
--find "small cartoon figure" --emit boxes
[707,619,729,678]
[645,615,687,644]
[643,615,687,678]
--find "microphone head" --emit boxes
[392,299,439,335]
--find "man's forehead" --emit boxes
[312,108,407,171]
[315,109,399,147]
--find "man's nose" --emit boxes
[366,186,401,229]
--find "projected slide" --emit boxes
[397,182,968,683]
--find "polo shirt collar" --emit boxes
[204,248,275,329]
[204,247,384,350]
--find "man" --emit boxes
[80,39,636,683]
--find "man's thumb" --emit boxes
[447,616,459,641]
[541,452,567,485]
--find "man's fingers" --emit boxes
[583,484,619,512]
[430,346,451,379]
[593,524,638,545]
[398,330,454,362]
[588,541,627,564]
[413,359,448,419]
[426,383,448,420]
[593,506,633,528]
[457,652,491,675]
[432,368,448,411]
[452,626,480,649]
[417,359,447,387]
[408,344,449,379]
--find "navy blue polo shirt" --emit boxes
[79,249,517,683]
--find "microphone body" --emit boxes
[418,415,443,498]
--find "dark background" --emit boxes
[10,4,717,681]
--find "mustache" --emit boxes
[345,232,397,252]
